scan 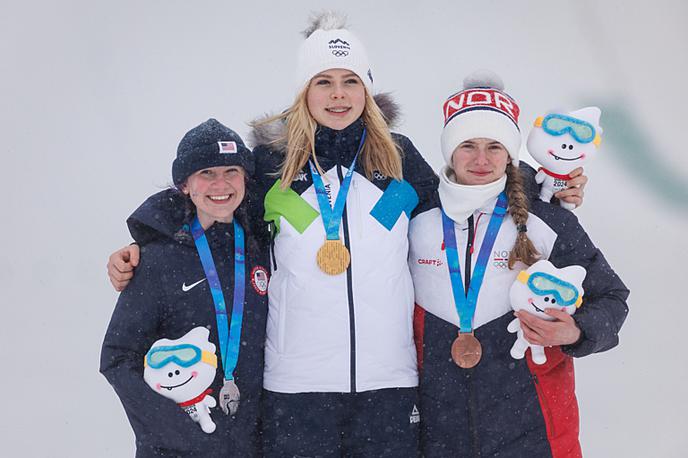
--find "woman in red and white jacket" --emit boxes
[409,71,629,458]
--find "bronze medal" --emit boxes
[451,332,482,368]
[316,239,350,275]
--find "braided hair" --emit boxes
[505,163,540,268]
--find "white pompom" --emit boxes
[463,69,505,90]
[303,11,348,37]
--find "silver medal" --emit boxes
[219,379,240,415]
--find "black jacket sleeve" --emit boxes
[246,144,282,246]
[100,248,208,454]
[519,161,541,202]
[536,202,630,357]
[394,134,440,218]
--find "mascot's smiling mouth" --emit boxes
[548,151,584,161]
[528,298,545,313]
[160,375,193,391]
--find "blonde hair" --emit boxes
[505,163,540,268]
[254,84,402,189]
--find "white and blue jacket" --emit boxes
[250,108,439,394]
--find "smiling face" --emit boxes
[451,138,510,185]
[526,112,600,175]
[306,68,366,130]
[509,260,585,320]
[146,361,213,403]
[527,129,591,175]
[523,292,573,318]
[182,166,245,229]
[143,327,217,404]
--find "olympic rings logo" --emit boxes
[331,50,349,57]
[493,250,510,269]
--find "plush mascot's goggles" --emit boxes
[534,114,601,146]
[144,344,218,369]
[517,271,583,308]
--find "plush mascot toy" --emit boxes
[143,327,218,433]
[507,260,586,364]
[527,106,602,210]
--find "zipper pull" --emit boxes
[468,213,483,255]
[269,222,277,271]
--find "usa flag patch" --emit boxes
[218,141,237,154]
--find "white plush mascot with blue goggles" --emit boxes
[144,327,218,433]
[527,107,602,210]
[508,260,585,364]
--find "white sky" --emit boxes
[2,1,687,456]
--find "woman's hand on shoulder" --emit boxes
[555,167,588,208]
[107,244,140,291]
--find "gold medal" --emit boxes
[451,332,482,368]
[316,239,350,275]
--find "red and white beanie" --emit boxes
[295,11,373,93]
[440,70,521,166]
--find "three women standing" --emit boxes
[102,12,621,458]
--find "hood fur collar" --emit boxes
[248,92,401,148]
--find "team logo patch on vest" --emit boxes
[251,266,269,295]
[493,249,511,269]
[328,38,350,57]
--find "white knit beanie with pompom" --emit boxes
[295,11,373,93]
[440,69,522,166]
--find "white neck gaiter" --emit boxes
[438,166,507,223]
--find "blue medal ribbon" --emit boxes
[190,218,246,381]
[441,192,508,332]
[309,129,367,240]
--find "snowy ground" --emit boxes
[2,1,687,456]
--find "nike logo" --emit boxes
[181,278,206,292]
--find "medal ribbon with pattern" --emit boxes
[309,129,367,275]
[442,192,508,332]
[190,218,245,413]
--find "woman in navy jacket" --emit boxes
[100,119,268,457]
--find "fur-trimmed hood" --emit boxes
[247,92,401,149]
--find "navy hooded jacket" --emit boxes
[100,189,268,457]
